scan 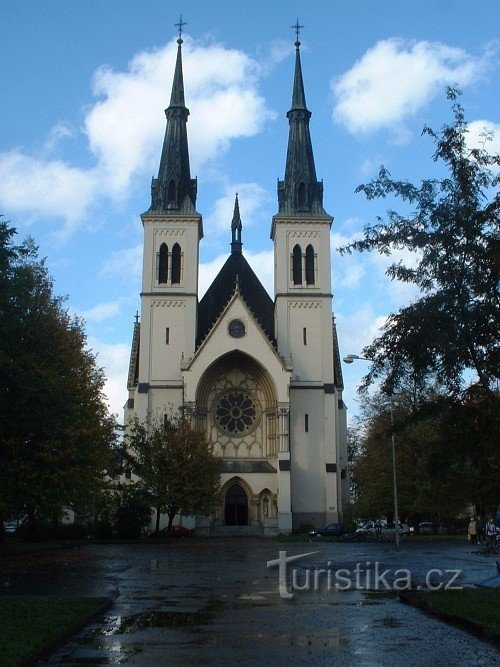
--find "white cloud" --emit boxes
[205,182,270,234]
[100,244,143,282]
[332,39,485,135]
[0,151,98,234]
[0,36,274,235]
[88,338,130,419]
[80,300,122,323]
[245,250,274,296]
[467,120,500,156]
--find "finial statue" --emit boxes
[175,15,187,44]
[134,311,140,324]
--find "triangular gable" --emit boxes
[183,291,292,404]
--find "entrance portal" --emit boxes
[224,484,248,526]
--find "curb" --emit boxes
[21,597,114,666]
[398,591,500,645]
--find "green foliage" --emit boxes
[340,89,499,401]
[351,385,499,521]
[0,218,116,533]
[125,411,221,534]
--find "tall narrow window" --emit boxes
[171,243,181,284]
[305,414,309,432]
[298,182,307,208]
[165,327,170,344]
[167,179,177,204]
[303,327,307,345]
[158,243,169,284]
[292,244,302,285]
[305,244,315,285]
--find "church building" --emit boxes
[125,29,349,534]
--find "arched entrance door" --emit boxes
[225,484,248,526]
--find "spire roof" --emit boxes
[148,21,197,215]
[231,193,242,254]
[275,23,330,220]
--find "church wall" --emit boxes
[289,388,327,513]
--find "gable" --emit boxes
[197,252,275,348]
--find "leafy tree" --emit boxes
[125,412,221,536]
[351,386,499,523]
[340,88,499,402]
[0,219,115,537]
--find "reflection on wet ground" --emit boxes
[1,538,498,664]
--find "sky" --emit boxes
[1,0,499,421]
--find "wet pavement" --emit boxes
[1,537,499,664]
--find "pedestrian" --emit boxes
[485,518,497,549]
[467,517,478,545]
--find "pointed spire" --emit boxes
[276,22,328,218]
[149,18,197,214]
[291,20,307,111]
[231,193,242,254]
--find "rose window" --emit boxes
[214,391,258,435]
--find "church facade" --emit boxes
[125,32,349,534]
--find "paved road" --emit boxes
[2,538,499,665]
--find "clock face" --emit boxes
[228,319,245,338]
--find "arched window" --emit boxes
[158,243,169,284]
[298,182,307,208]
[171,243,182,284]
[167,179,177,204]
[292,244,302,285]
[305,244,315,285]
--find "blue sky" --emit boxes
[1,1,499,419]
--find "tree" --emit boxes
[351,385,499,523]
[0,219,115,536]
[340,88,499,402]
[125,412,221,536]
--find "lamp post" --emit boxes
[343,354,400,551]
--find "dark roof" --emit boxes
[197,251,275,348]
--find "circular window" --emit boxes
[228,319,246,338]
[214,391,259,435]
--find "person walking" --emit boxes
[468,517,478,545]
[485,518,497,549]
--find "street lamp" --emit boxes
[343,354,400,551]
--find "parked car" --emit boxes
[356,521,383,533]
[309,523,344,537]
[385,522,411,535]
[419,521,435,535]
[356,521,410,535]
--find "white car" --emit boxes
[356,521,411,535]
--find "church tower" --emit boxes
[128,32,203,423]
[271,31,346,526]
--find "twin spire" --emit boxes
[150,19,326,225]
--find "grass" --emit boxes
[405,588,500,638]
[0,595,110,666]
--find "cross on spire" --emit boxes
[292,18,303,46]
[175,15,187,43]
